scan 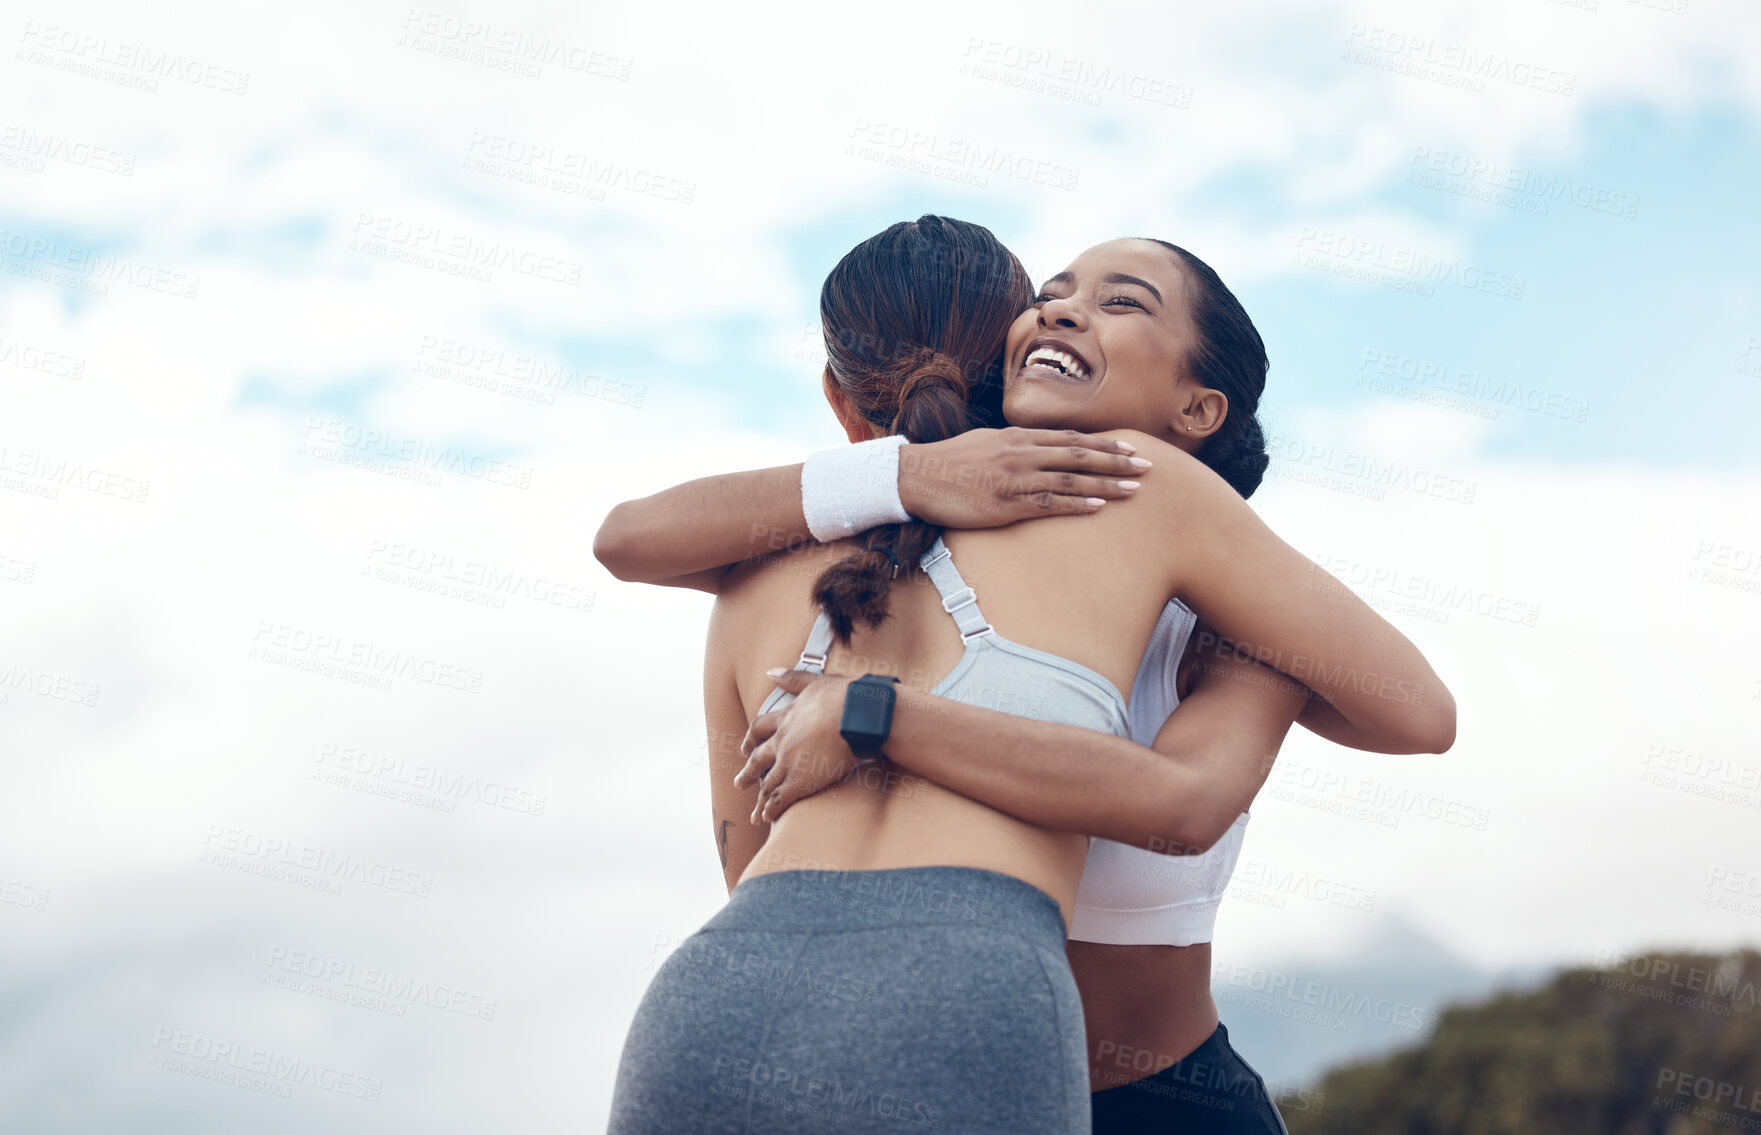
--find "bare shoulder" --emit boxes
[1092,429,1242,518]
[711,541,852,712]
[715,539,855,634]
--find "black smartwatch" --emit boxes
[839,674,901,758]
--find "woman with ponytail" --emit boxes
[603,220,1453,1134]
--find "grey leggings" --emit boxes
[608,867,1090,1134]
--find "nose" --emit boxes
[1039,291,1087,331]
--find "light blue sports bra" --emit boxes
[759,534,1130,742]
[761,537,1248,948]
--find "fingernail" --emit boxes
[1118,481,1141,491]
[1087,498,1107,508]
[1115,441,1136,454]
[766,667,788,678]
[1128,456,1152,470]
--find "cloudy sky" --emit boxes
[3,0,1759,1129]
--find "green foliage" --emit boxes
[1285,949,1761,1135]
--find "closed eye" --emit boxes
[1104,295,1145,309]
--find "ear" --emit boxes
[1176,387,1229,441]
[823,366,877,443]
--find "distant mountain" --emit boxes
[1216,915,1551,1091]
[1282,948,1761,1135]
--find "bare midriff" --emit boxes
[1068,940,1220,1094]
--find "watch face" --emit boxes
[840,675,899,755]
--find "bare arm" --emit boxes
[1130,430,1457,754]
[1180,617,1420,755]
[597,464,809,594]
[593,429,1151,593]
[738,645,1308,856]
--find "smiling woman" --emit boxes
[598,216,1453,1135]
[1006,238,1271,499]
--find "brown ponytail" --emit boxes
[808,216,1031,641]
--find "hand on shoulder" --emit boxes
[1088,429,1242,521]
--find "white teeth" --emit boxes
[1025,347,1089,379]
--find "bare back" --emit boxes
[707,482,1181,925]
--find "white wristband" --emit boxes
[800,435,912,542]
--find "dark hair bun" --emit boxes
[810,217,1032,643]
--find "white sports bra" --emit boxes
[1069,599,1251,946]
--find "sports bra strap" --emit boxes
[920,536,994,642]
[789,539,990,671]
[796,611,835,673]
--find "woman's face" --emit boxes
[1001,238,1204,444]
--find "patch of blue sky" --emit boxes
[188,215,328,271]
[233,366,541,465]
[1230,103,1761,468]
[495,184,1037,440]
[233,368,394,421]
[0,214,126,321]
